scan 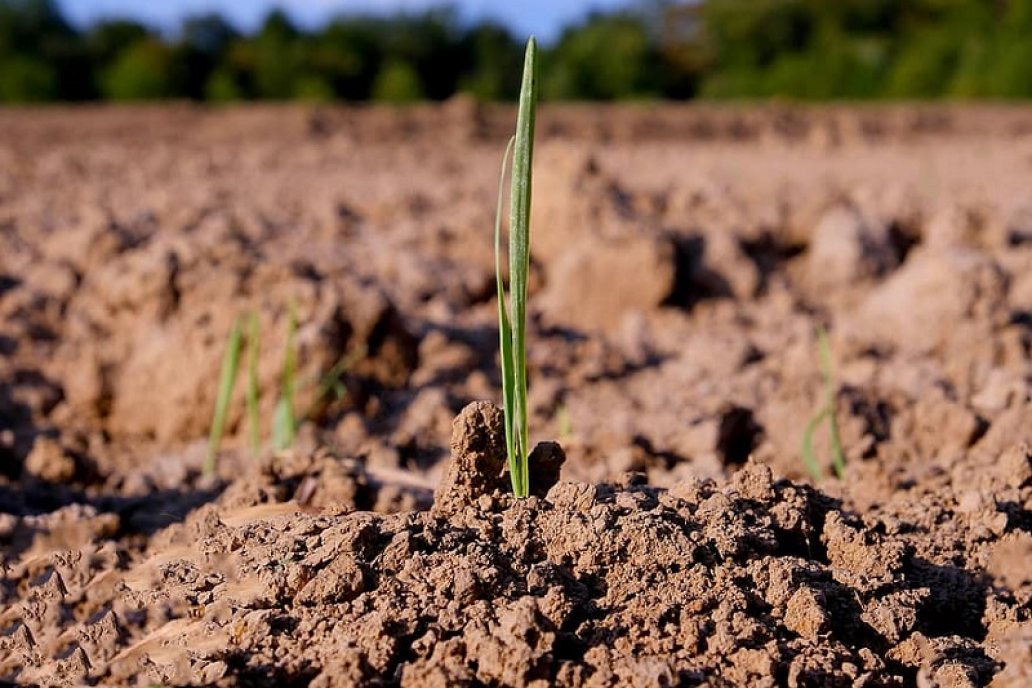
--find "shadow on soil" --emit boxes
[0,480,224,564]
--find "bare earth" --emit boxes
[0,103,1030,686]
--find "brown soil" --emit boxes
[0,103,1030,686]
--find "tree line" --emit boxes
[2,0,1032,103]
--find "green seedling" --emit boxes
[801,327,846,481]
[246,311,261,454]
[301,344,367,423]
[272,302,298,452]
[205,317,244,476]
[495,37,538,498]
[206,302,363,472]
[556,403,573,443]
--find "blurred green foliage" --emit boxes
[543,15,660,100]
[695,0,1032,99]
[101,39,174,100]
[3,0,1032,102]
[372,60,425,103]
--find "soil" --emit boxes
[0,102,1030,686]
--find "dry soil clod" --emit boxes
[434,401,508,513]
[434,402,565,511]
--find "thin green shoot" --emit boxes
[205,317,243,476]
[801,327,846,481]
[556,403,573,443]
[495,37,537,499]
[300,344,367,423]
[800,406,826,481]
[246,311,261,454]
[208,304,348,462]
[821,328,847,478]
[495,135,517,495]
[272,303,298,452]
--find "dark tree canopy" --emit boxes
[1,0,1031,102]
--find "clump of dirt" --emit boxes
[533,149,676,333]
[434,401,566,512]
[1,403,1028,686]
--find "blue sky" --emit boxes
[56,0,633,43]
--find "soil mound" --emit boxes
[2,403,1027,686]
